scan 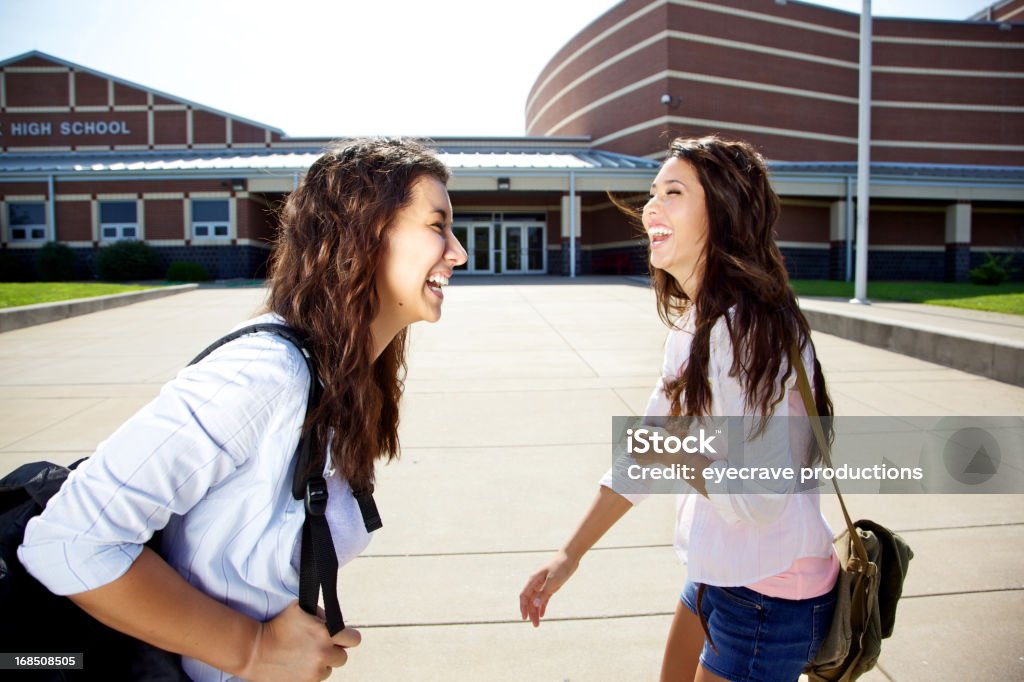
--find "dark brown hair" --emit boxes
[265,138,450,490]
[647,136,832,451]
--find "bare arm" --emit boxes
[69,547,358,682]
[519,485,633,627]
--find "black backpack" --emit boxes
[0,323,381,679]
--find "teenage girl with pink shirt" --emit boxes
[519,136,838,682]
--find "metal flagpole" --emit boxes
[569,170,577,279]
[851,0,872,304]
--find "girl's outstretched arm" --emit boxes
[519,485,632,627]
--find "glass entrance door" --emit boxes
[472,225,493,273]
[504,225,523,273]
[453,223,493,274]
[503,224,546,273]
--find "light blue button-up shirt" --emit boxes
[20,313,372,681]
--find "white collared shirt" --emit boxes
[19,313,372,681]
[600,310,835,586]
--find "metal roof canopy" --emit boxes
[0,148,659,175]
[1,147,1018,173]
[1,147,1021,198]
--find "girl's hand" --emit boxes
[519,550,580,628]
[241,601,361,681]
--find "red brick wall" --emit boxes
[236,199,252,240]
[6,71,67,107]
[973,208,1024,246]
[113,82,146,106]
[144,199,184,240]
[0,182,47,196]
[68,179,226,194]
[232,120,265,144]
[74,71,108,106]
[584,203,639,245]
[237,198,276,242]
[777,204,830,243]
[868,206,945,246]
[55,201,92,241]
[192,110,226,145]
[154,111,188,145]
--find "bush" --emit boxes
[36,242,79,281]
[969,252,1017,285]
[165,261,210,282]
[94,241,162,281]
[0,251,35,282]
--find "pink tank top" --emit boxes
[745,550,840,600]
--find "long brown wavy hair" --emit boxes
[265,138,450,490]
[647,136,833,452]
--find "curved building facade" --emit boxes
[525,0,1024,280]
[527,0,1024,165]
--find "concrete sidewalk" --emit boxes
[798,297,1024,387]
[0,278,1021,681]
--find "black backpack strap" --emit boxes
[189,323,320,421]
[300,475,344,635]
[353,488,383,533]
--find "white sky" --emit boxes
[0,0,994,138]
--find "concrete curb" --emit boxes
[0,283,198,334]
[802,306,1024,387]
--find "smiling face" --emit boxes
[375,175,467,328]
[644,157,710,296]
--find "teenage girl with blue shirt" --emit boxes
[20,138,467,681]
[520,136,838,682]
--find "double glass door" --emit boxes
[453,224,494,274]
[501,224,545,273]
[452,221,546,274]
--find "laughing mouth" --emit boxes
[648,226,673,247]
[426,272,450,293]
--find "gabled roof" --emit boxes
[0,51,285,135]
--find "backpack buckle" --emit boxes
[305,476,328,516]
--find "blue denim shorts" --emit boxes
[681,580,836,682]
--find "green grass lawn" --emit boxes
[791,280,1024,316]
[0,282,159,309]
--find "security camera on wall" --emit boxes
[660,93,672,105]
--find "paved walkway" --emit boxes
[800,297,1024,346]
[797,297,1024,387]
[0,278,1021,681]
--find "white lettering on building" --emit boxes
[59,120,133,136]
[2,120,134,137]
[9,121,54,136]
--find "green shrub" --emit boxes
[969,253,1017,285]
[0,251,35,282]
[165,261,210,282]
[36,242,79,281]
[94,241,162,281]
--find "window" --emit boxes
[99,201,138,241]
[8,203,47,242]
[192,200,230,239]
